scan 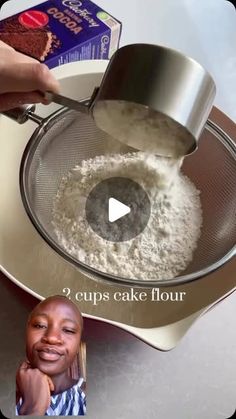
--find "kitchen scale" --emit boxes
[0,60,235,350]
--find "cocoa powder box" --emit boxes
[0,0,122,68]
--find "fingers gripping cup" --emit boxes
[4,44,216,158]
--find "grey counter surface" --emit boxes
[0,1,236,418]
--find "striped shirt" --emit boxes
[16,378,86,416]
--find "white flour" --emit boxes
[94,101,191,157]
[52,152,202,280]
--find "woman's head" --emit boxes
[25,295,83,378]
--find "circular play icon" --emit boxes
[85,177,151,242]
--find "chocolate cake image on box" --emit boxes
[0,31,53,61]
[0,16,54,61]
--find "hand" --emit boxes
[0,41,60,112]
[16,361,54,416]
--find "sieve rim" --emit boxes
[19,115,236,288]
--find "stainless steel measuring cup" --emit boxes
[92,44,216,157]
[4,43,216,158]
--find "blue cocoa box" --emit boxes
[0,0,122,68]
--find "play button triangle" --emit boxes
[86,177,151,241]
[108,197,131,223]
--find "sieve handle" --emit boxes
[2,92,91,124]
[2,104,38,124]
[44,92,89,114]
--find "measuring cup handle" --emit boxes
[2,104,37,124]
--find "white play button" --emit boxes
[108,197,130,223]
[86,177,150,241]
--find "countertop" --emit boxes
[0,1,236,418]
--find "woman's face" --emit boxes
[26,298,82,377]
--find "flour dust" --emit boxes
[52,152,202,281]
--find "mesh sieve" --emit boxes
[20,107,236,287]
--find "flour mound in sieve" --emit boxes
[52,152,203,281]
